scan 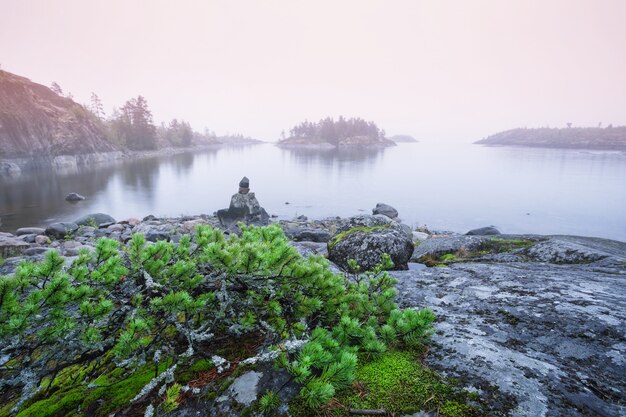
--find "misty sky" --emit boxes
[1,0,625,142]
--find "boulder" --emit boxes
[74,213,116,227]
[45,222,79,239]
[372,202,399,219]
[182,219,207,233]
[328,218,414,271]
[0,236,30,258]
[17,234,37,243]
[16,227,46,236]
[65,192,85,202]
[35,235,51,245]
[466,226,501,236]
[107,224,125,233]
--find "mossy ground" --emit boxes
[419,237,535,267]
[289,349,484,417]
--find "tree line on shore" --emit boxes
[51,82,228,151]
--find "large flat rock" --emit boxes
[391,243,626,416]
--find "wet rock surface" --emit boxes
[391,236,626,417]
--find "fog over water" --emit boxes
[1,0,625,141]
[2,143,625,241]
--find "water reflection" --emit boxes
[279,146,387,169]
[1,144,625,241]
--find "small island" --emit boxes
[475,126,626,150]
[277,116,395,148]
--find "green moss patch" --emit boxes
[290,350,483,417]
[478,237,535,254]
[13,360,175,417]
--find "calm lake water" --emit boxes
[1,143,625,241]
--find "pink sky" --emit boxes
[1,0,625,141]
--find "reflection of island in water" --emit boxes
[279,146,388,171]
[0,149,216,232]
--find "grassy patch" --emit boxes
[419,237,536,267]
[290,350,483,417]
[478,238,534,254]
[328,225,390,250]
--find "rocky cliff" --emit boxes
[476,126,626,150]
[0,70,118,160]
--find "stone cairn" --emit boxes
[217,176,269,230]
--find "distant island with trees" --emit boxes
[278,116,395,148]
[476,126,626,150]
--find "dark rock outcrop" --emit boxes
[74,213,116,227]
[372,202,399,219]
[466,226,501,236]
[45,222,79,239]
[0,70,117,160]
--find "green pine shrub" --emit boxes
[0,224,435,416]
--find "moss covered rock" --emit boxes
[328,218,414,271]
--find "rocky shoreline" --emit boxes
[1,209,625,417]
[0,143,235,177]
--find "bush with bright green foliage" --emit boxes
[0,224,435,416]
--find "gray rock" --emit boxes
[466,226,501,236]
[524,236,617,264]
[16,227,45,236]
[412,231,429,242]
[284,227,331,243]
[24,247,52,257]
[107,223,125,233]
[74,213,116,227]
[328,219,414,271]
[390,239,626,417]
[18,234,37,243]
[0,236,30,257]
[45,222,79,239]
[411,235,489,262]
[372,202,399,219]
[291,241,329,258]
[224,371,262,406]
[76,226,96,236]
[134,222,175,242]
[65,192,85,202]
[336,214,394,233]
[35,235,50,245]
